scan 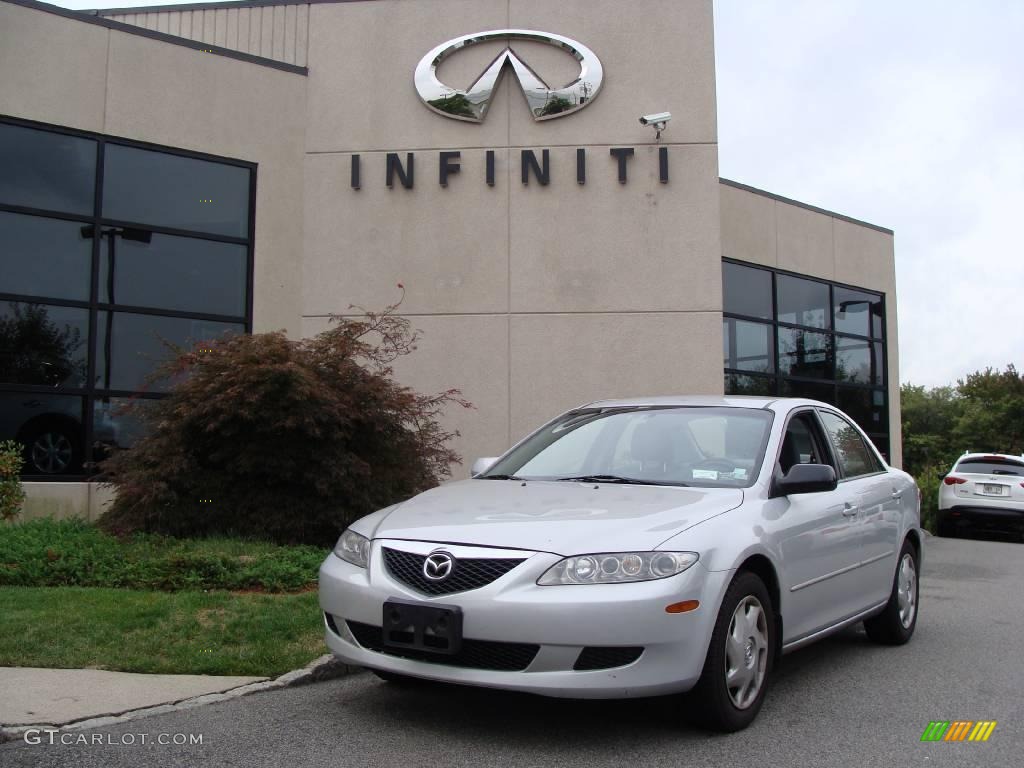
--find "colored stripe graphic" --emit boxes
[921,722,950,741]
[968,721,997,742]
[944,721,972,741]
[920,720,996,742]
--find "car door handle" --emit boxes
[891,491,903,503]
[842,505,859,517]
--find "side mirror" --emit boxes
[937,470,948,480]
[772,464,837,497]
[471,457,499,477]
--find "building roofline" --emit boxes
[719,177,893,235]
[3,0,308,75]
[91,0,358,14]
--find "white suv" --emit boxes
[937,453,1024,539]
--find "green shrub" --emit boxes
[0,439,26,521]
[97,294,470,544]
[913,464,943,533]
[0,519,325,592]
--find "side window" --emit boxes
[818,411,884,478]
[777,411,833,476]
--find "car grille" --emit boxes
[346,621,540,671]
[573,646,645,671]
[382,547,525,595]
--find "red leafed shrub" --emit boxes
[97,297,471,544]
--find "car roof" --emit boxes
[579,395,834,412]
[956,452,1024,463]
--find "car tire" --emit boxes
[688,571,775,732]
[935,515,956,538]
[863,540,919,645]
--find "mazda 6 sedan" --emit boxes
[319,396,922,731]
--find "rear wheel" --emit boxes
[864,540,918,645]
[935,515,956,538]
[688,571,775,732]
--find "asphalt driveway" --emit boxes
[3,533,1021,768]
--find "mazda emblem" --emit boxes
[423,551,455,581]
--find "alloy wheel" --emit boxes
[725,595,769,709]
[897,553,917,629]
[31,432,73,474]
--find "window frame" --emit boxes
[722,257,890,460]
[0,114,257,480]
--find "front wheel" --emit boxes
[864,540,919,645]
[688,571,775,732]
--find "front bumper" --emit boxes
[318,539,728,699]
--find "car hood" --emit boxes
[366,479,744,555]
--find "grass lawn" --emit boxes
[0,586,325,677]
[0,519,328,592]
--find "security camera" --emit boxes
[639,112,671,139]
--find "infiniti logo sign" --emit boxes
[423,551,455,581]
[414,29,604,123]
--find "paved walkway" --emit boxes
[0,667,266,727]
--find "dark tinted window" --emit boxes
[819,410,884,477]
[0,302,90,387]
[0,211,92,301]
[954,458,1024,476]
[0,392,86,475]
[780,379,834,403]
[778,328,831,378]
[0,119,254,478]
[777,275,830,329]
[723,262,773,319]
[723,318,773,373]
[724,373,775,396]
[102,144,250,238]
[0,123,96,215]
[834,286,883,338]
[837,387,887,433]
[99,232,247,316]
[93,397,152,452]
[94,312,243,391]
[836,337,882,386]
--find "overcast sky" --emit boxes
[49,0,1024,388]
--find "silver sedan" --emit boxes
[319,396,921,731]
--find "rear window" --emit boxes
[955,458,1024,476]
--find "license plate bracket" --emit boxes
[382,598,462,655]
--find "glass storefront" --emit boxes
[722,259,890,459]
[0,117,254,477]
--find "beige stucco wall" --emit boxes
[300,0,722,469]
[719,180,901,467]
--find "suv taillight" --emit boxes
[944,476,967,485]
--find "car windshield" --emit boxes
[955,458,1024,476]
[480,406,774,488]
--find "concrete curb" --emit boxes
[0,655,364,743]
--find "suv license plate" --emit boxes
[382,598,462,655]
[981,484,1005,495]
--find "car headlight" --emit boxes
[333,529,370,568]
[537,551,699,585]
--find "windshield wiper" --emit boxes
[555,474,688,486]
[479,474,525,481]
